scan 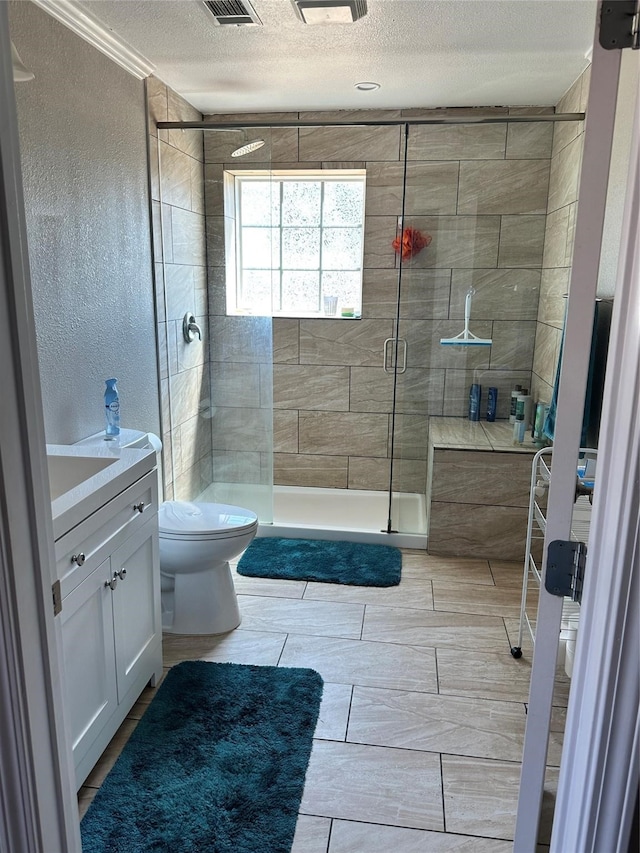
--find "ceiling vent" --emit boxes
[292,0,368,24]
[203,0,262,26]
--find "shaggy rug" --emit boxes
[80,660,323,853]
[237,536,402,586]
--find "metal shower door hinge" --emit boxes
[599,1,640,50]
[52,579,62,616]
[545,539,587,603]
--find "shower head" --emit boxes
[231,139,266,157]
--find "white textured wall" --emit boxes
[10,1,160,443]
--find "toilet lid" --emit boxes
[158,501,258,537]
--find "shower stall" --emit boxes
[154,110,582,547]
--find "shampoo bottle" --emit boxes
[468,384,481,421]
[513,397,526,444]
[486,387,498,422]
[509,385,522,424]
[104,378,120,440]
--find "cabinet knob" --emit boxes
[133,502,145,514]
[116,568,127,581]
[71,552,86,566]
[104,574,118,591]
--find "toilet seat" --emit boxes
[158,500,258,542]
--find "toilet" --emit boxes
[74,429,258,635]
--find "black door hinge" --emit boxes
[545,540,587,604]
[600,1,640,50]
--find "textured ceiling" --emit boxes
[87,0,598,113]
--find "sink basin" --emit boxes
[47,454,118,501]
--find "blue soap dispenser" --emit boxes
[104,378,120,440]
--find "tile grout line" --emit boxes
[343,684,355,744]
[439,752,447,834]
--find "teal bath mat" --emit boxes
[80,660,323,853]
[237,537,402,586]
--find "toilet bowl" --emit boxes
[73,430,258,636]
[159,501,258,635]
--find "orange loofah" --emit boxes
[392,226,432,261]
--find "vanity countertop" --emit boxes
[47,443,156,540]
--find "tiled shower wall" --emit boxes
[204,108,553,494]
[531,68,591,406]
[147,78,210,501]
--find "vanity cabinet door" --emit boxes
[60,557,117,772]
[111,517,161,703]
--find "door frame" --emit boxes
[0,7,80,850]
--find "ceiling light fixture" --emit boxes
[355,81,380,91]
[292,0,368,25]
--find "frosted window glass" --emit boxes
[324,182,364,226]
[282,182,321,226]
[322,228,362,269]
[322,271,361,309]
[240,182,279,226]
[282,228,320,269]
[240,270,274,314]
[242,227,280,269]
[282,271,320,312]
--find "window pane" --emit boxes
[282,271,320,312]
[322,228,362,269]
[240,181,279,226]
[239,270,273,314]
[322,271,361,310]
[242,227,280,269]
[282,227,320,269]
[323,181,364,226]
[282,182,321,226]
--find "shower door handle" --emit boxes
[383,337,408,373]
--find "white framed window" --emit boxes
[224,170,366,318]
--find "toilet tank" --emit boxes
[74,429,164,500]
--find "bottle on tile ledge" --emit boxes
[104,378,120,440]
[509,385,522,424]
[486,387,498,422]
[468,383,481,421]
[513,398,526,444]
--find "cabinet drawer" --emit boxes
[56,471,158,599]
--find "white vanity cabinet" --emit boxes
[55,468,162,789]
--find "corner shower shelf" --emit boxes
[511,446,595,663]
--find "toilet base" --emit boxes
[162,560,241,635]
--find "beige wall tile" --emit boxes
[164,264,195,321]
[190,155,204,213]
[273,410,298,453]
[542,204,571,268]
[450,269,541,320]
[429,502,529,560]
[497,215,546,268]
[394,215,501,269]
[530,374,554,410]
[273,364,350,411]
[210,406,273,451]
[204,128,298,162]
[506,122,553,159]
[458,160,550,215]
[362,268,451,320]
[272,318,299,364]
[299,125,401,161]
[532,323,561,388]
[204,163,224,216]
[392,414,429,460]
[431,449,531,506]
[299,318,393,366]
[169,364,206,427]
[407,124,507,160]
[364,215,400,268]
[350,367,444,415]
[552,118,583,158]
[442,370,531,419]
[159,141,192,210]
[347,456,427,493]
[428,417,491,450]
[211,449,265,484]
[176,316,207,372]
[299,411,389,457]
[538,268,569,328]
[406,320,492,370]
[176,415,212,474]
[274,452,347,487]
[171,207,206,266]
[547,134,583,213]
[173,455,212,501]
[489,321,537,371]
[210,315,272,363]
[508,107,554,116]
[146,76,168,135]
[212,362,261,407]
[365,162,459,216]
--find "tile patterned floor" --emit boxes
[78,551,568,850]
